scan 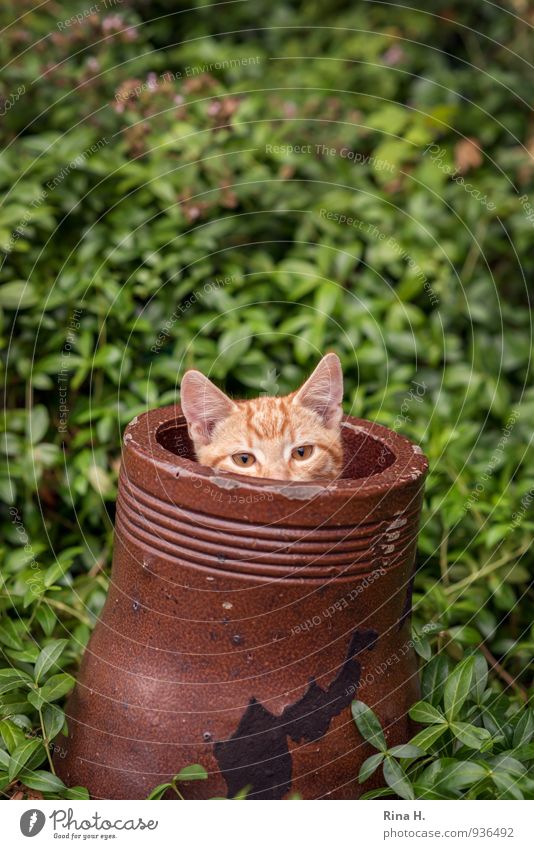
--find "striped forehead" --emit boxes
[239,397,296,440]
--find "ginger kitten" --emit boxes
[180,353,344,481]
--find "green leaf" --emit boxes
[19,768,66,793]
[42,705,65,740]
[34,639,68,684]
[488,755,526,776]
[409,700,446,725]
[40,673,75,702]
[0,281,38,309]
[492,773,523,800]
[512,743,534,762]
[148,782,172,799]
[351,701,387,752]
[513,709,534,748]
[232,786,251,800]
[8,738,44,781]
[437,761,488,793]
[0,719,26,753]
[35,606,57,637]
[27,405,49,444]
[421,654,449,705]
[64,785,90,800]
[0,668,32,683]
[358,752,384,783]
[175,764,208,781]
[469,652,488,701]
[0,668,32,696]
[0,620,24,651]
[28,689,45,711]
[450,721,492,750]
[388,744,424,758]
[382,757,414,800]
[443,656,474,722]
[409,724,448,751]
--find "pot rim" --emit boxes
[123,405,428,501]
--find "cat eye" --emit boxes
[291,445,314,461]
[232,452,256,467]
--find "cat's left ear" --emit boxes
[293,353,343,427]
[180,370,237,446]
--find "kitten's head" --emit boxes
[180,353,344,481]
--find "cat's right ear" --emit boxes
[180,370,237,446]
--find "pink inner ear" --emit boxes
[293,354,343,427]
[180,371,236,445]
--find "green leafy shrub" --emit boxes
[352,652,534,799]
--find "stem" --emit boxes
[444,543,530,595]
[44,598,92,626]
[479,643,527,703]
[38,707,56,774]
[26,599,42,629]
[172,781,185,801]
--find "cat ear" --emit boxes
[293,353,343,427]
[180,370,237,446]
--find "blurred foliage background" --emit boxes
[0,0,533,799]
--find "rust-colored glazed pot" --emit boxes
[56,406,427,799]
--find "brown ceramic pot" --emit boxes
[55,406,427,799]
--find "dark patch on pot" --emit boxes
[397,563,416,632]
[213,627,378,800]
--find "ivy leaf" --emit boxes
[443,657,474,722]
[351,701,387,752]
[382,756,414,800]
